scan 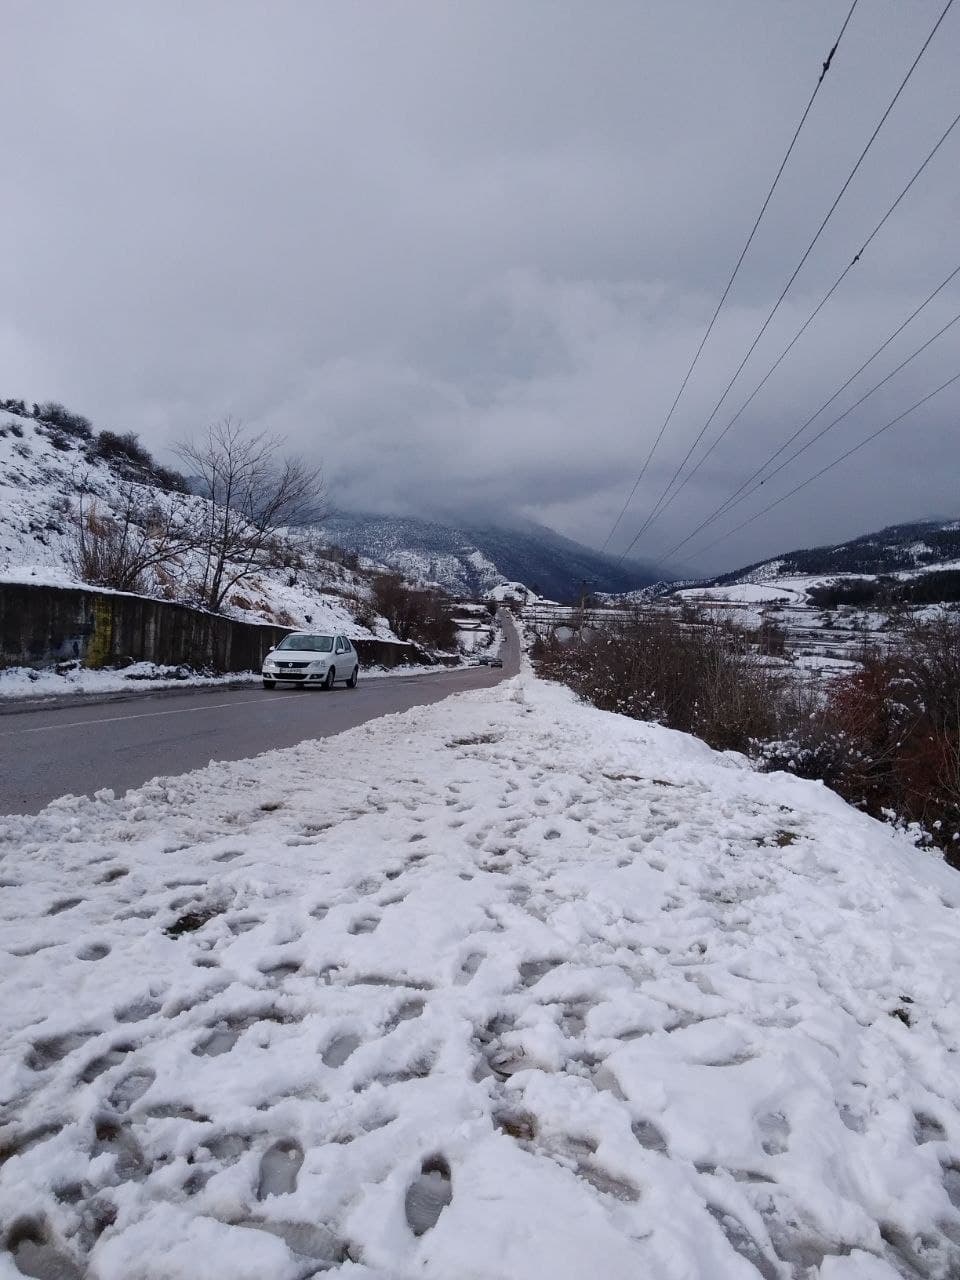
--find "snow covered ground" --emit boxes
[0,660,478,703]
[0,663,261,702]
[2,676,960,1279]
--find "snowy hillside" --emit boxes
[2,673,959,1278]
[0,409,386,641]
[600,518,960,681]
[319,512,658,602]
[709,518,960,597]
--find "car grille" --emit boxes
[276,671,307,680]
[276,661,310,669]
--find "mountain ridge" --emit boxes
[318,510,658,602]
[708,517,960,587]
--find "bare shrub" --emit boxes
[67,485,197,594]
[533,611,783,754]
[35,400,93,439]
[758,617,787,657]
[371,573,457,650]
[761,617,960,864]
[176,417,327,613]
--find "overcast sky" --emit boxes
[3,1,958,575]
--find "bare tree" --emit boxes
[176,418,327,612]
[67,481,197,594]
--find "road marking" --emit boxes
[1,696,278,736]
[0,662,515,738]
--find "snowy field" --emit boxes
[2,677,960,1278]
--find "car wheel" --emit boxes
[262,679,276,689]
[347,666,359,688]
[323,667,336,690]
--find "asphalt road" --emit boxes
[0,620,520,815]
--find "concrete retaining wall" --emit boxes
[0,582,429,673]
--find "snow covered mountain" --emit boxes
[711,517,960,587]
[318,511,658,602]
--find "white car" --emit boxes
[262,633,360,690]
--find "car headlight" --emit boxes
[308,660,328,671]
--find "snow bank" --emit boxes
[0,663,260,701]
[1,677,959,1278]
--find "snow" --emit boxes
[0,662,462,702]
[0,663,259,702]
[486,582,546,605]
[2,675,960,1277]
[0,412,394,642]
[676,583,802,606]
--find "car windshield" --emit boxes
[276,634,334,652]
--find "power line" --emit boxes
[636,103,960,538]
[685,370,960,561]
[616,0,956,562]
[599,0,860,553]
[729,307,960,489]
[659,262,960,559]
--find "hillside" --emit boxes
[319,511,657,602]
[0,406,390,643]
[709,517,960,599]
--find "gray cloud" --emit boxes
[2,0,958,575]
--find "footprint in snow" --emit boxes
[108,1069,155,1112]
[758,1111,790,1156]
[27,1030,99,1073]
[79,1043,135,1083]
[98,866,128,884]
[631,1118,668,1153]
[0,1123,61,1166]
[194,1025,240,1057]
[494,1108,537,1141]
[77,942,110,961]
[93,1118,146,1181]
[576,1162,640,1203]
[387,999,425,1030]
[405,1155,453,1236]
[707,1206,780,1280]
[518,959,559,988]
[205,1133,252,1165]
[46,897,83,916]
[348,915,380,935]
[228,916,261,934]
[455,953,483,986]
[914,1112,947,1144]
[259,957,302,982]
[322,1032,362,1067]
[6,1219,83,1280]
[232,1220,346,1266]
[257,1139,304,1199]
[115,996,162,1023]
[560,1003,590,1037]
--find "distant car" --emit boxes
[477,654,504,668]
[262,633,360,690]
